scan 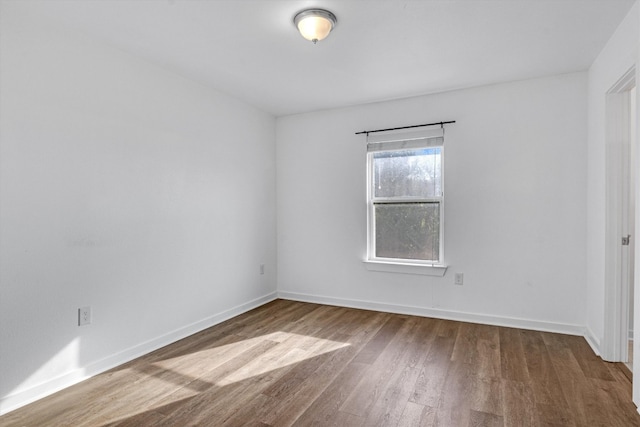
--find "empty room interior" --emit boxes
[5,0,640,425]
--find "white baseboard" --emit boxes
[277,291,586,337]
[584,326,602,356]
[0,292,278,416]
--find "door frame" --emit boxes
[603,66,636,363]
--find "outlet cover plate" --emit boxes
[78,306,91,326]
[454,273,464,285]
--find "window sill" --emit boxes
[363,260,448,276]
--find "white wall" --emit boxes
[277,73,588,333]
[586,1,639,352]
[0,4,277,414]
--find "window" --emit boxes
[366,129,444,269]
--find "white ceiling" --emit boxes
[11,0,637,116]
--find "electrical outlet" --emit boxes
[454,273,464,286]
[78,306,91,326]
[260,264,265,275]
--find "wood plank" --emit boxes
[468,409,503,427]
[546,345,603,426]
[324,411,365,427]
[433,361,474,426]
[519,330,568,405]
[499,327,530,382]
[467,375,503,417]
[291,362,370,426]
[588,376,640,426]
[362,317,438,425]
[215,394,272,427]
[432,361,503,425]
[435,318,460,338]
[108,410,166,427]
[397,401,436,427]
[350,315,407,364]
[451,322,500,379]
[565,334,615,381]
[519,329,574,425]
[410,335,455,407]
[340,316,418,417]
[501,379,538,426]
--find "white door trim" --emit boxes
[603,66,635,363]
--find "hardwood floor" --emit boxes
[2,299,640,426]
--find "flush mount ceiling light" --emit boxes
[293,9,337,44]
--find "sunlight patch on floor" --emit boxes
[148,332,349,388]
[23,331,353,424]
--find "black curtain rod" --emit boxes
[355,120,456,135]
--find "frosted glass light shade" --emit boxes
[294,9,337,43]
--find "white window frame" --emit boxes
[364,130,447,276]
